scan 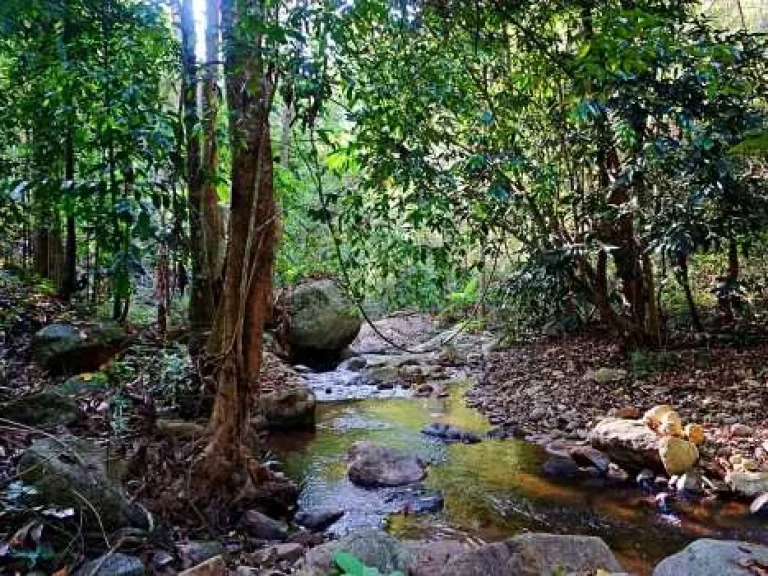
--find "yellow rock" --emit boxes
[684,423,705,445]
[658,436,699,475]
[642,405,673,430]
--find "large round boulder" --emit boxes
[300,529,412,576]
[347,441,427,487]
[441,533,624,576]
[32,321,128,374]
[283,280,361,358]
[653,539,768,576]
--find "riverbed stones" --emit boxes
[283,279,362,357]
[440,533,623,576]
[726,471,768,497]
[658,436,699,475]
[588,417,662,472]
[258,386,316,430]
[300,529,412,576]
[653,539,768,576]
[347,441,427,487]
[18,436,145,529]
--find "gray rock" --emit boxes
[726,471,768,498]
[179,556,227,576]
[441,533,623,576]
[588,418,662,473]
[301,529,412,576]
[74,553,145,576]
[542,457,582,481]
[18,436,145,529]
[407,540,468,576]
[177,540,225,568]
[258,386,316,430]
[653,539,768,576]
[386,487,444,514]
[32,322,127,374]
[347,441,427,487]
[285,280,362,355]
[241,510,288,541]
[294,508,345,531]
[675,470,703,495]
[338,356,368,371]
[590,367,628,383]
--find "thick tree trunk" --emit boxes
[197,0,280,508]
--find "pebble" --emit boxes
[731,423,754,437]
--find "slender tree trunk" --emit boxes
[62,129,77,299]
[202,0,225,299]
[181,0,215,329]
[676,252,702,331]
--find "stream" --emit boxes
[268,366,768,575]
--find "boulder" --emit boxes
[284,279,361,357]
[241,510,288,541]
[301,529,412,576]
[588,418,662,472]
[3,389,77,428]
[294,508,345,531]
[726,471,768,498]
[407,540,468,576]
[658,437,698,475]
[421,423,481,444]
[441,533,623,576]
[653,539,768,576]
[258,386,316,430]
[74,553,145,576]
[18,436,145,529]
[347,441,427,487]
[32,322,127,374]
[541,457,582,481]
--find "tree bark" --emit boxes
[62,129,77,299]
[675,252,702,331]
[197,0,280,507]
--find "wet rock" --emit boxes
[407,540,468,576]
[386,487,444,514]
[588,418,662,473]
[283,279,362,357]
[18,436,145,529]
[33,321,127,374]
[659,437,699,475]
[300,529,412,576]
[637,469,655,489]
[177,541,225,568]
[257,543,305,563]
[726,471,768,498]
[486,426,524,440]
[347,441,427,487]
[655,492,673,514]
[258,386,315,430]
[653,539,768,575]
[441,533,623,576]
[542,457,582,480]
[338,356,367,371]
[294,508,344,531]
[421,423,481,444]
[569,446,611,475]
[241,510,288,541]
[179,556,227,576]
[749,493,768,517]
[74,553,145,576]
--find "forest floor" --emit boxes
[469,329,768,481]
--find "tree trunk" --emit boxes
[197,0,280,509]
[675,252,702,331]
[202,0,225,300]
[62,129,77,299]
[181,0,215,329]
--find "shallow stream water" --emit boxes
[268,377,768,575]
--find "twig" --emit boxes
[72,489,111,549]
